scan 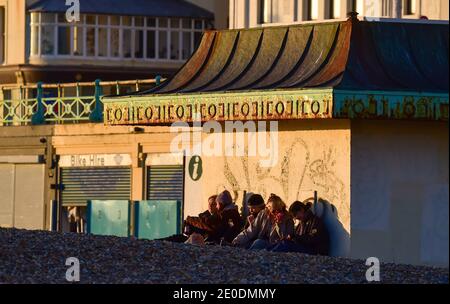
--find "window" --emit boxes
[123,29,132,58]
[182,31,191,60]
[110,28,120,57]
[330,0,340,19]
[382,0,393,17]
[147,30,156,59]
[41,26,55,55]
[404,0,416,15]
[73,25,84,56]
[307,0,319,20]
[169,18,180,60]
[294,0,299,21]
[350,0,364,15]
[258,0,280,24]
[259,0,271,23]
[170,31,179,60]
[98,28,108,57]
[30,13,40,56]
[57,26,71,55]
[28,13,206,62]
[135,29,144,58]
[158,30,168,59]
[86,27,95,56]
[193,32,202,50]
[0,7,5,63]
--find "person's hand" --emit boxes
[247,215,255,225]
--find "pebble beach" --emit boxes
[0,228,448,284]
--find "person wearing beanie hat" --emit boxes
[215,190,242,244]
[244,194,265,229]
[216,190,233,207]
[232,193,294,250]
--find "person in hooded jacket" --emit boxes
[158,195,220,243]
[215,190,242,244]
[270,200,330,255]
[232,193,294,250]
[243,194,266,229]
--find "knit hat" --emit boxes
[216,190,232,206]
[247,194,265,208]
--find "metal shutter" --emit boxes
[147,165,184,201]
[61,167,131,206]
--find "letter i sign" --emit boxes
[189,155,203,181]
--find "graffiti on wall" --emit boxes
[215,137,349,225]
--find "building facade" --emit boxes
[187,0,230,29]
[229,0,449,29]
[0,6,448,268]
[0,0,214,85]
[99,18,449,266]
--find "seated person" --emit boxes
[158,195,220,243]
[232,193,294,250]
[214,190,242,245]
[243,194,266,229]
[271,201,330,255]
[185,195,220,237]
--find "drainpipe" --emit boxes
[393,0,402,19]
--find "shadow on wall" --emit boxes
[304,197,350,257]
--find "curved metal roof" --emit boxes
[27,0,214,19]
[144,18,448,95]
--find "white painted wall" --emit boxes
[184,119,352,256]
[350,120,449,266]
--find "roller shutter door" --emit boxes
[61,167,131,206]
[147,165,184,201]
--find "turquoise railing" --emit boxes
[0,78,162,126]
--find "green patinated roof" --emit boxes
[102,18,449,124]
[126,18,448,96]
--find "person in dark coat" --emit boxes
[243,194,266,229]
[215,190,242,244]
[158,195,220,243]
[184,194,221,240]
[271,201,330,255]
[232,193,294,250]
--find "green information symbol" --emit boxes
[189,155,203,181]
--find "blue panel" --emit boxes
[87,200,130,237]
[134,200,181,240]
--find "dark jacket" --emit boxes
[185,210,221,237]
[216,204,242,243]
[293,211,330,256]
[233,209,294,248]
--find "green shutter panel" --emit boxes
[60,167,131,206]
[147,165,184,201]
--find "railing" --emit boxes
[0,77,163,126]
